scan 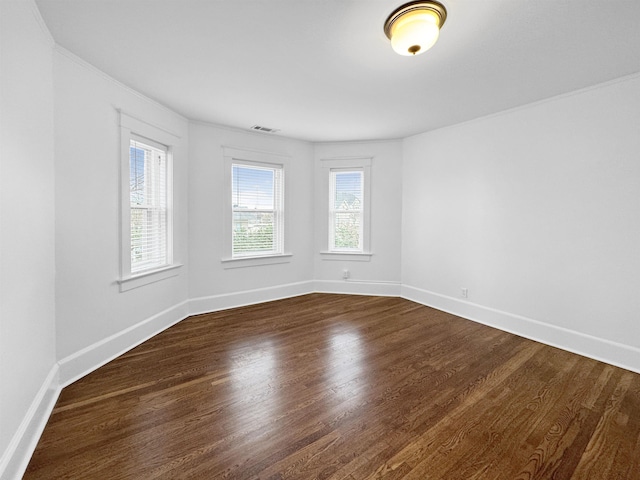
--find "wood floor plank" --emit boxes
[569,371,636,479]
[449,350,593,479]
[24,294,640,479]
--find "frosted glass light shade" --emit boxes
[390,10,440,56]
[384,1,447,56]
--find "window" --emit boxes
[119,112,180,291]
[232,162,284,257]
[129,137,168,273]
[329,169,364,251]
[222,146,291,268]
[320,157,372,260]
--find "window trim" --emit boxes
[222,146,292,267]
[118,111,181,291]
[321,157,372,258]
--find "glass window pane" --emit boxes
[334,171,362,211]
[129,139,168,273]
[232,165,275,210]
[231,163,283,257]
[330,169,363,251]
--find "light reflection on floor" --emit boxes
[225,327,366,441]
[327,329,364,401]
[229,339,280,435]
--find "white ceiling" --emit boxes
[36,0,640,142]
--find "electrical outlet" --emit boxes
[461,288,468,298]
[343,269,350,280]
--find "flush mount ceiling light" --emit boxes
[384,0,447,56]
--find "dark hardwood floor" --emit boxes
[25,294,640,479]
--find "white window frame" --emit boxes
[118,112,181,291]
[222,146,292,269]
[320,157,372,262]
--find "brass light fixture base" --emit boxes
[383,0,448,40]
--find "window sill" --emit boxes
[320,251,373,262]
[118,264,183,292]
[221,253,293,269]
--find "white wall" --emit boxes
[188,122,315,311]
[402,74,640,371]
[0,0,57,475]
[53,48,190,382]
[313,141,403,295]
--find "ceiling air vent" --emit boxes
[250,125,279,134]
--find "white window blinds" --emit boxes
[129,138,169,273]
[232,163,284,257]
[329,169,364,251]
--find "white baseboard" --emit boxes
[189,280,314,316]
[57,300,190,388]
[314,279,402,297]
[402,284,640,375]
[0,365,60,480]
